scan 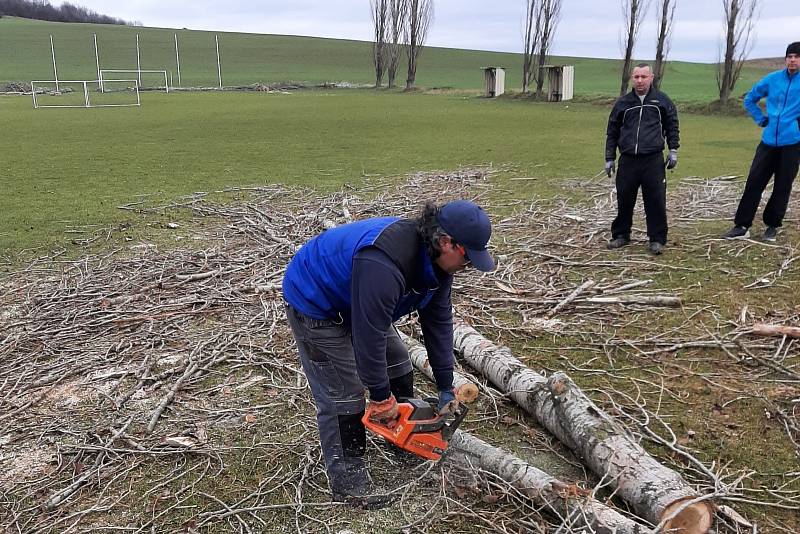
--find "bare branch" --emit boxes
[534,0,563,99]
[653,0,676,90]
[404,0,434,90]
[717,0,760,102]
[386,0,408,88]
[619,0,651,96]
[370,0,389,88]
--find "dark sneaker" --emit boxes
[723,225,749,239]
[648,242,664,255]
[332,485,393,510]
[763,226,778,242]
[607,237,630,249]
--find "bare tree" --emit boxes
[521,0,541,94]
[652,0,676,90]
[717,0,758,103]
[405,0,433,91]
[386,0,407,88]
[370,0,389,87]
[534,0,563,99]
[619,0,651,96]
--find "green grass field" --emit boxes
[0,16,772,100]
[0,89,763,255]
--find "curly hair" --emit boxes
[416,201,450,260]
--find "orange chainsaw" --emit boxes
[362,397,468,461]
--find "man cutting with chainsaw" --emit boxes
[282,200,494,509]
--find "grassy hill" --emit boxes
[0,16,773,100]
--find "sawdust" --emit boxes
[0,444,57,486]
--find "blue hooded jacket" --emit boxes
[744,69,800,147]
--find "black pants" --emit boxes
[611,152,667,245]
[734,142,800,228]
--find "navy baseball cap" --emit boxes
[436,200,495,272]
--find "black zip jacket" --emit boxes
[605,87,680,161]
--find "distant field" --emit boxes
[0,89,762,254]
[0,16,773,100]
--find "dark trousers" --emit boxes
[734,142,800,228]
[611,152,668,244]
[285,304,413,494]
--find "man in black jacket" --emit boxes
[605,63,680,255]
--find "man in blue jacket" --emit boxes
[282,200,494,509]
[724,42,800,242]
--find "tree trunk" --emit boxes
[398,329,480,403]
[620,0,647,96]
[653,0,674,90]
[548,372,713,534]
[719,1,737,102]
[452,320,713,533]
[449,431,655,534]
[751,323,800,339]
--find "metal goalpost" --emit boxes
[99,69,170,93]
[31,79,141,109]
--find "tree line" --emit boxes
[371,0,761,103]
[0,0,129,25]
[370,0,433,90]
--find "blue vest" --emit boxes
[282,217,441,321]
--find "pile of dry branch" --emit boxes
[1,168,798,533]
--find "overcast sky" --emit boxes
[68,1,798,62]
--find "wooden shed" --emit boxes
[543,65,574,102]
[483,67,505,98]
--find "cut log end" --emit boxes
[455,383,479,404]
[661,499,713,534]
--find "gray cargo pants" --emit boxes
[286,304,414,495]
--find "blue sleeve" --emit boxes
[418,277,454,393]
[744,75,770,124]
[351,247,404,402]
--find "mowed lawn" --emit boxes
[0,89,762,255]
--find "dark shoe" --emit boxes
[332,486,393,510]
[607,237,630,249]
[763,226,778,242]
[723,225,749,239]
[648,242,664,255]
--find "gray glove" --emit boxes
[604,160,615,177]
[666,150,678,170]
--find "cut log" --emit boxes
[751,323,800,339]
[548,373,713,534]
[398,329,479,403]
[449,431,653,534]
[452,320,712,534]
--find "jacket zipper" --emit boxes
[634,105,643,155]
[777,71,795,145]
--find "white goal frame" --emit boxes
[99,69,169,93]
[31,79,141,109]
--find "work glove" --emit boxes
[604,160,615,178]
[666,150,678,170]
[367,394,399,426]
[759,117,769,127]
[437,389,459,416]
